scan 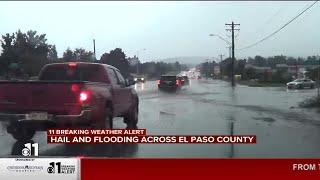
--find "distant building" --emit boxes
[214,66,220,75]
[275,64,288,69]
[245,64,272,72]
[244,63,319,80]
[277,64,318,78]
[245,64,273,81]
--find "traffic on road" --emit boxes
[0,66,319,158]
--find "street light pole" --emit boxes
[209,34,231,45]
[318,58,320,98]
[209,34,232,80]
[93,39,96,61]
[209,34,232,59]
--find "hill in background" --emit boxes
[157,56,212,67]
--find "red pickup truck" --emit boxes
[0,62,139,141]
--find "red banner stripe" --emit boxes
[81,159,320,180]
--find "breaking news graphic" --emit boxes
[46,129,256,144]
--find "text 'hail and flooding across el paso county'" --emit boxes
[46,129,256,144]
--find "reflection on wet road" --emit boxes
[1,80,320,158]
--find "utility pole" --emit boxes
[93,39,96,61]
[219,54,224,79]
[219,54,224,62]
[136,51,139,75]
[318,58,320,98]
[205,59,209,79]
[226,22,240,87]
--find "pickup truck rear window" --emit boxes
[39,65,108,83]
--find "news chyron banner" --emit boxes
[0,128,259,179]
[0,158,79,180]
[0,128,320,180]
[46,128,256,144]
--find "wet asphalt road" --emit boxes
[1,79,320,158]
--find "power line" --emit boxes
[237,1,319,51]
[253,5,286,35]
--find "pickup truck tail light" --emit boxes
[157,80,161,85]
[176,80,180,85]
[68,62,77,67]
[79,90,91,104]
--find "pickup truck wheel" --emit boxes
[93,107,113,129]
[106,108,113,129]
[125,106,138,129]
[104,107,113,129]
[10,127,35,141]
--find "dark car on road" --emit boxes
[181,76,190,86]
[157,75,182,91]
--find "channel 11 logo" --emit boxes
[21,143,39,156]
[47,162,61,174]
[47,162,75,174]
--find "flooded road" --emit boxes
[1,79,320,158]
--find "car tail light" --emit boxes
[71,84,80,92]
[176,80,180,85]
[157,80,161,85]
[68,62,77,67]
[79,90,91,103]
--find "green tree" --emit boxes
[74,48,94,62]
[220,58,232,77]
[243,67,257,80]
[254,55,266,67]
[306,67,320,81]
[305,56,318,65]
[47,45,58,61]
[235,59,246,75]
[62,48,76,62]
[0,33,15,75]
[272,68,292,83]
[287,57,297,66]
[174,61,181,72]
[273,55,287,64]
[0,30,53,77]
[62,48,94,62]
[100,48,129,77]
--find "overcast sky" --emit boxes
[0,1,319,62]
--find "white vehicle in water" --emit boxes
[286,78,315,89]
